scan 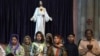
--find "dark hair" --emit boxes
[6,53,14,56]
[9,34,19,44]
[53,34,63,44]
[68,33,75,37]
[85,29,93,36]
[54,34,62,39]
[9,34,20,54]
[10,34,19,41]
[35,31,44,43]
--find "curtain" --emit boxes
[0,0,73,43]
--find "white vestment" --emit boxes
[0,45,5,56]
[30,7,52,38]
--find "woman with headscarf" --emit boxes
[22,35,32,56]
[45,33,53,47]
[6,34,25,56]
[43,33,53,56]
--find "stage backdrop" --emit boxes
[0,0,73,43]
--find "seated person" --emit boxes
[30,31,46,56]
[64,33,79,56]
[47,35,67,56]
[22,35,32,56]
[6,34,25,56]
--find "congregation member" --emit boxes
[0,44,5,56]
[64,33,79,56]
[22,35,32,56]
[45,33,53,47]
[30,31,46,56]
[47,35,67,56]
[43,33,53,56]
[78,29,100,56]
[6,34,25,56]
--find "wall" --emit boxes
[73,0,100,43]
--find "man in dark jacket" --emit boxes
[64,34,79,56]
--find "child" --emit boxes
[64,34,79,56]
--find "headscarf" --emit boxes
[46,33,53,45]
[22,35,32,45]
[8,34,20,54]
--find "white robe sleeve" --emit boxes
[0,45,5,56]
[44,8,52,22]
[30,8,38,22]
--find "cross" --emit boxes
[86,19,93,25]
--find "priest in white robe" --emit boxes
[30,1,52,39]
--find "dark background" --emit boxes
[0,0,73,43]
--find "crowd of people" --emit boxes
[0,29,100,56]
